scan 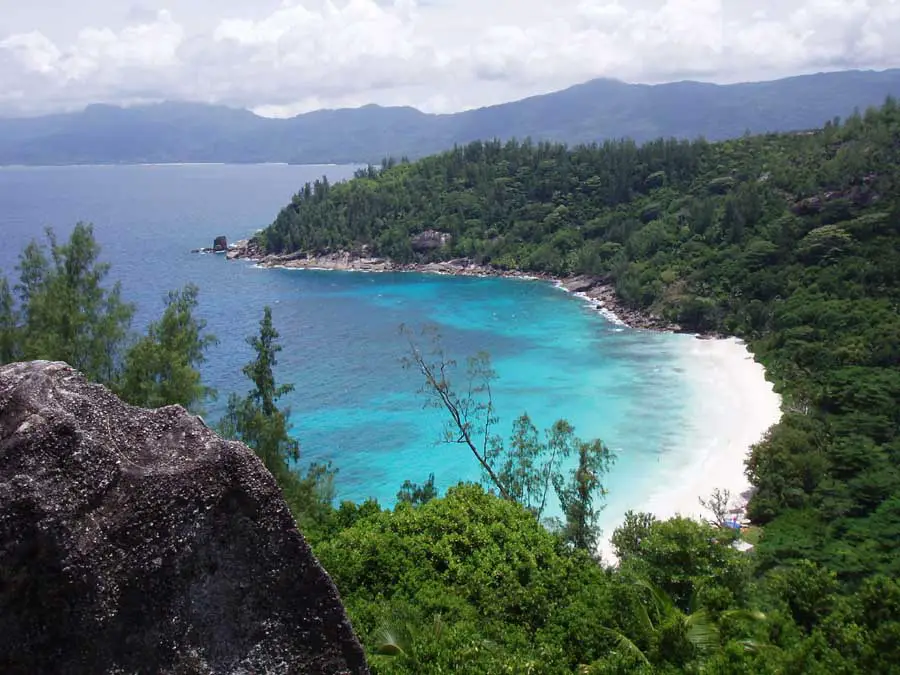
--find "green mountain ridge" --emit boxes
[3,68,900,165]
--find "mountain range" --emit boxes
[1,68,899,166]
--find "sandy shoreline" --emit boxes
[597,336,782,563]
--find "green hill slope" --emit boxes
[259,101,900,581]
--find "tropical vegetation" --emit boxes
[2,99,900,672]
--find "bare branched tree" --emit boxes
[401,324,510,500]
[402,324,614,546]
[699,488,734,528]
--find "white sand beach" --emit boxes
[598,336,783,563]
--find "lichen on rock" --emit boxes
[0,360,369,675]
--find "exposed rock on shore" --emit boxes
[0,360,369,675]
[223,238,681,332]
[556,275,681,331]
[410,229,452,252]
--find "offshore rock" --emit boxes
[0,361,369,675]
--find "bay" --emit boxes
[0,163,697,530]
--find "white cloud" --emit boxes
[0,0,899,117]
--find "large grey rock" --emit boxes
[410,229,451,252]
[0,361,369,675]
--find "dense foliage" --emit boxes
[314,487,900,674]
[255,102,900,671]
[316,485,753,674]
[116,284,217,411]
[0,224,216,410]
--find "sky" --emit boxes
[0,0,899,118]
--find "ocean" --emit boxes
[0,163,722,536]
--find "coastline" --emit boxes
[225,243,683,332]
[224,241,783,558]
[597,336,783,563]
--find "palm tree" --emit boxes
[580,579,766,673]
[374,612,445,660]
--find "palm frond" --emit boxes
[596,627,652,667]
[685,609,720,652]
[374,626,408,657]
[431,613,444,642]
[736,638,769,653]
[632,577,676,621]
[721,608,767,623]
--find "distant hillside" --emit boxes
[2,69,900,165]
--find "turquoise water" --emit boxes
[0,164,694,528]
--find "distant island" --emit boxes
[2,68,900,166]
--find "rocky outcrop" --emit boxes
[213,235,228,253]
[0,361,369,675]
[225,238,264,260]
[789,175,879,216]
[558,275,681,331]
[221,242,684,332]
[410,230,452,252]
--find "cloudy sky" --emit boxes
[1,0,899,117]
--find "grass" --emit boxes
[742,526,763,547]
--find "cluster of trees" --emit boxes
[249,101,900,671]
[0,223,216,409]
[314,490,900,674]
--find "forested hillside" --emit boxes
[254,101,900,670]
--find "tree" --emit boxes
[220,306,298,479]
[700,488,735,528]
[611,511,658,563]
[397,473,439,506]
[402,325,508,499]
[317,483,618,673]
[402,324,613,524]
[582,579,767,673]
[0,276,16,364]
[771,560,838,633]
[219,306,335,533]
[554,436,614,553]
[14,224,134,383]
[117,284,217,411]
[613,516,748,613]
[14,240,49,310]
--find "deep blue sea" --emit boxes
[0,164,700,532]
